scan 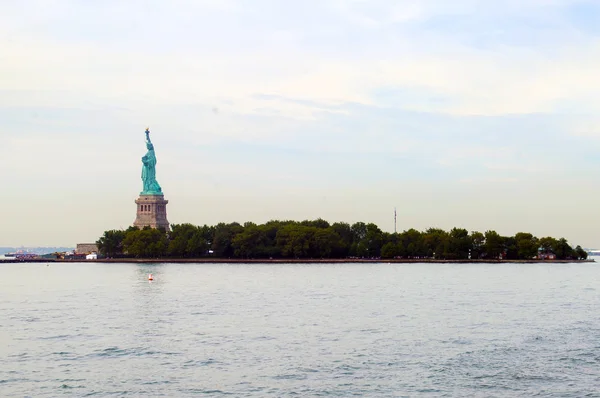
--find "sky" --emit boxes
[1,0,599,248]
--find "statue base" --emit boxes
[133,194,170,231]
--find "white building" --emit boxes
[86,252,98,260]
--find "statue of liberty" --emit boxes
[141,128,163,195]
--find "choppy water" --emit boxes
[1,260,600,397]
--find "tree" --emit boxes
[312,228,344,258]
[380,242,399,259]
[539,237,557,255]
[484,230,503,259]
[330,222,353,257]
[423,228,448,258]
[301,218,330,229]
[123,227,168,258]
[168,223,200,257]
[449,228,471,259]
[96,229,126,257]
[276,224,313,258]
[401,229,424,258]
[514,232,538,259]
[351,222,367,242]
[211,222,243,257]
[575,245,588,260]
[470,231,485,259]
[552,238,572,260]
[364,223,384,257]
[186,229,210,257]
[232,224,270,258]
[97,221,588,262]
[260,221,282,258]
[503,236,518,260]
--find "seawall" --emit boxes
[2,258,594,264]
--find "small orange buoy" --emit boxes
[148,273,153,281]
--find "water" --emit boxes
[1,260,599,397]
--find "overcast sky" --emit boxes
[1,0,599,248]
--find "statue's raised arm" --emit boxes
[145,128,152,143]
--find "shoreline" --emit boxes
[1,258,596,264]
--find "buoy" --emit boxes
[148,273,153,281]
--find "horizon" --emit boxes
[2,1,600,247]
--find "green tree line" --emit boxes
[96,219,588,260]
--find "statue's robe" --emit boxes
[141,150,159,193]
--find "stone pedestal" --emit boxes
[134,194,170,231]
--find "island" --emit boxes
[89,219,591,262]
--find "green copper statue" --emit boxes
[141,128,163,195]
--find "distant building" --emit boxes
[537,247,556,260]
[86,253,98,260]
[76,243,99,255]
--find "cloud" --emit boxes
[1,0,600,246]
[570,118,600,139]
[3,29,600,119]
